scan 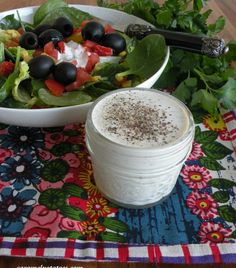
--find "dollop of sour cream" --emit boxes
[57,41,89,68]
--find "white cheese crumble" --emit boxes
[57,41,89,68]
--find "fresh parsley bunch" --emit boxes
[97,0,236,116]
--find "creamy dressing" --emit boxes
[92,89,190,148]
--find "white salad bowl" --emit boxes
[0,5,170,127]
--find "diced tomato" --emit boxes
[45,79,65,96]
[76,68,92,83]
[44,41,58,60]
[82,40,97,50]
[94,44,113,56]
[57,41,65,53]
[0,61,15,77]
[104,24,115,33]
[80,19,92,28]
[65,68,91,91]
[85,52,99,72]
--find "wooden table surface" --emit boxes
[0,0,236,267]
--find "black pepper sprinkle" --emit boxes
[101,93,180,146]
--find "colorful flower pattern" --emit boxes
[186,191,218,219]
[180,114,236,244]
[0,115,235,246]
[0,187,37,236]
[187,142,204,160]
[198,222,232,244]
[181,165,212,189]
[203,114,226,132]
[0,154,42,190]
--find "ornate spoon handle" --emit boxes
[125,24,228,58]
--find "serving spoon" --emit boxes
[125,24,228,58]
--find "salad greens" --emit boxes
[38,88,92,106]
[98,0,236,116]
[0,0,167,109]
[116,34,166,80]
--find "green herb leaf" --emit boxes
[199,156,225,170]
[126,34,167,79]
[218,205,236,222]
[33,0,67,25]
[212,191,230,203]
[156,9,172,27]
[0,14,21,30]
[38,88,92,107]
[195,129,218,144]
[193,0,207,12]
[191,89,218,115]
[208,178,236,189]
[38,7,93,28]
[208,16,225,34]
[216,78,236,110]
[172,77,197,103]
[201,141,233,159]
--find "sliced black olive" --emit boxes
[101,33,126,55]
[33,24,52,36]
[53,62,77,85]
[81,21,105,42]
[53,17,73,37]
[19,32,38,49]
[38,29,63,47]
[28,55,55,79]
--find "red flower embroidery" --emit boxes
[0,148,12,163]
[199,222,232,244]
[186,191,218,219]
[29,205,59,226]
[62,153,80,168]
[24,227,51,238]
[44,132,65,149]
[59,217,83,232]
[187,142,204,160]
[219,129,232,141]
[181,165,212,189]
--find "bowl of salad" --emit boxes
[0,0,169,127]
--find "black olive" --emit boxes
[33,24,52,36]
[28,55,55,79]
[38,29,63,47]
[53,17,73,37]
[81,21,105,42]
[19,32,38,49]
[101,33,126,55]
[53,62,77,85]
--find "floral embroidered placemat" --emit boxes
[0,110,236,264]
